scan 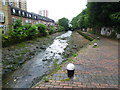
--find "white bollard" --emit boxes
[66,63,75,78]
[94,43,98,46]
[97,37,100,40]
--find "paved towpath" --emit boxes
[34,36,119,89]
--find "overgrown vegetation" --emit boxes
[77,31,94,41]
[2,19,64,47]
[58,17,69,31]
[42,76,49,82]
[71,2,120,39]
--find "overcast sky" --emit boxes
[27,0,87,21]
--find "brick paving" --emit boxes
[34,37,119,89]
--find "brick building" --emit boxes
[0,0,55,34]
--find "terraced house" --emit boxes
[0,0,55,34]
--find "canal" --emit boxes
[3,31,72,88]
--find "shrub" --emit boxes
[77,31,94,41]
[57,25,65,32]
[48,26,56,34]
[10,27,26,40]
[36,24,48,36]
[2,24,38,47]
[24,25,38,39]
[12,19,22,29]
[2,34,14,47]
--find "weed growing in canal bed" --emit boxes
[72,53,78,57]
[60,78,70,81]
[53,59,61,71]
[43,76,49,82]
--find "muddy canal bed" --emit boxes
[2,31,90,88]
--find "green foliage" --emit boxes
[48,26,56,34]
[43,76,49,82]
[2,34,10,40]
[36,24,48,36]
[57,25,65,32]
[2,20,52,47]
[26,25,38,39]
[71,2,120,35]
[72,54,78,57]
[58,17,69,31]
[110,30,116,38]
[12,19,22,29]
[71,9,89,30]
[60,78,70,81]
[10,27,25,39]
[92,45,98,48]
[87,2,120,27]
[52,59,61,72]
[110,12,120,27]
[77,31,94,41]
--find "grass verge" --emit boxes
[77,31,94,41]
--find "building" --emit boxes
[8,0,27,10]
[39,10,48,17]
[0,0,55,34]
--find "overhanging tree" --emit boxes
[58,17,69,31]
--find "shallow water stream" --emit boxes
[3,31,72,88]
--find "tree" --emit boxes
[71,2,120,34]
[71,16,79,29]
[87,2,120,27]
[71,8,89,30]
[58,17,69,31]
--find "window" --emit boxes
[27,13,28,17]
[26,20,29,24]
[29,14,31,18]
[2,0,6,5]
[0,11,5,23]
[22,12,25,16]
[19,11,21,15]
[12,9,16,14]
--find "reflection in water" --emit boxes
[3,31,72,88]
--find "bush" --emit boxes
[24,25,38,39]
[77,31,94,41]
[3,19,57,47]
[57,25,65,32]
[2,34,15,47]
[12,19,22,29]
[36,24,48,36]
[10,27,26,40]
[48,26,56,34]
[2,24,38,47]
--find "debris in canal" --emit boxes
[2,31,90,88]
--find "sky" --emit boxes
[27,0,88,21]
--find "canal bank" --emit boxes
[2,31,90,88]
[34,36,118,89]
